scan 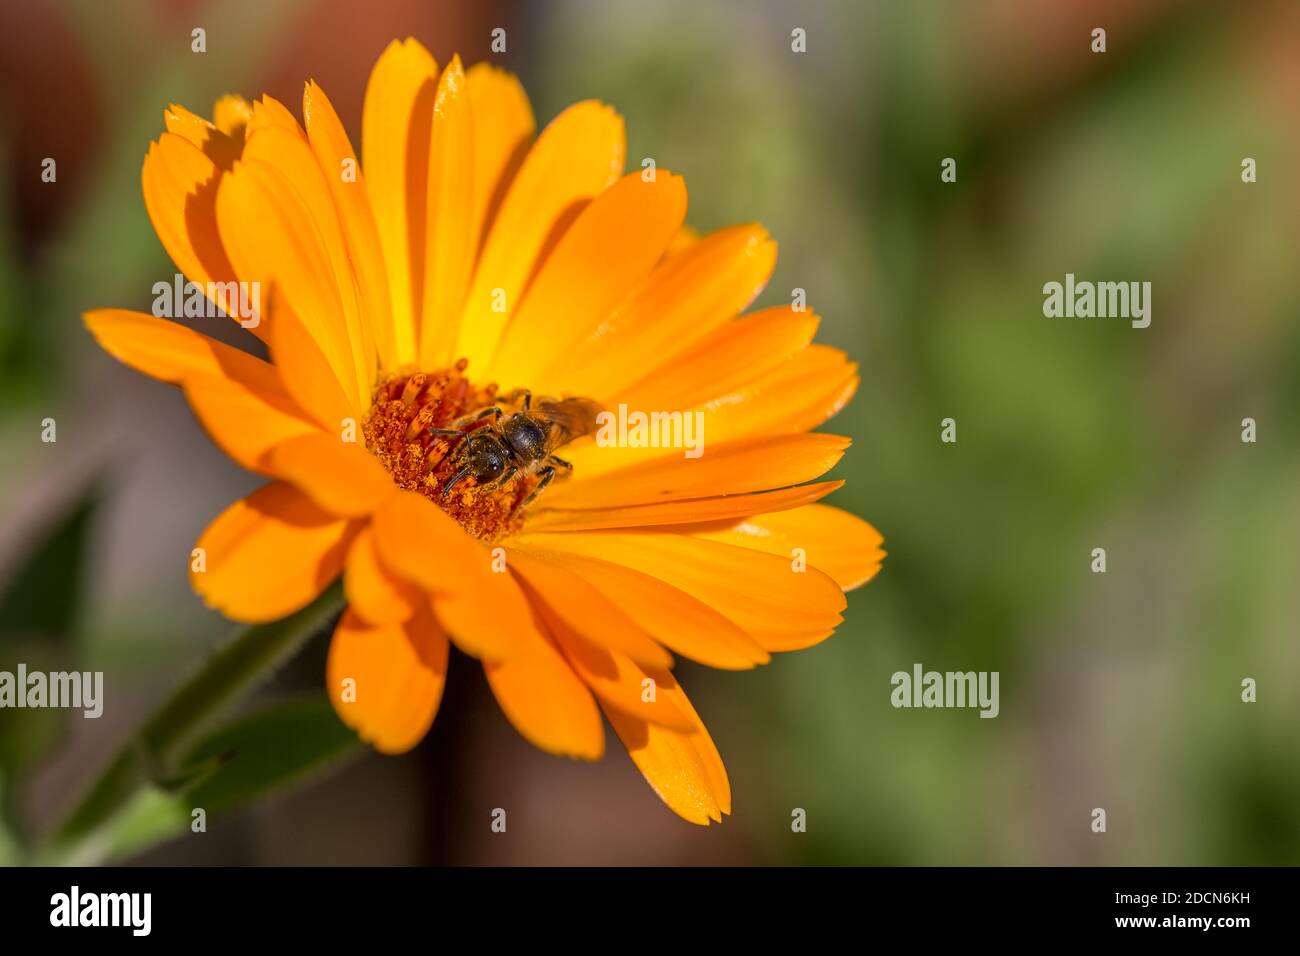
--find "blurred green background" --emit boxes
[1,0,1297,864]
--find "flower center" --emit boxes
[362,361,541,541]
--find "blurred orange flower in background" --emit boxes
[83,38,884,825]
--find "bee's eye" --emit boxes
[466,434,507,479]
[475,449,505,478]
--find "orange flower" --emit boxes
[85,39,884,825]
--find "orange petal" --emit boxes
[601,674,730,825]
[507,544,766,669]
[537,224,777,401]
[215,156,363,410]
[180,372,320,474]
[163,103,241,169]
[617,305,820,412]
[454,99,625,370]
[488,171,688,388]
[141,133,247,327]
[484,625,605,760]
[516,530,845,653]
[192,482,359,623]
[327,606,448,754]
[418,55,475,369]
[664,224,700,257]
[547,433,850,509]
[555,347,857,484]
[464,62,534,250]
[691,504,886,592]
[245,94,305,140]
[262,433,395,518]
[689,344,859,443]
[369,491,531,661]
[84,309,280,393]
[266,290,358,430]
[524,480,843,532]
[241,125,374,400]
[212,95,252,138]
[544,613,693,731]
[368,490,481,593]
[344,526,423,625]
[505,550,672,668]
[363,38,438,365]
[303,80,396,370]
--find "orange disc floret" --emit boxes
[362,361,536,540]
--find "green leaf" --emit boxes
[0,485,101,842]
[93,695,361,864]
[49,581,346,851]
[0,483,99,641]
[184,695,360,811]
[0,644,69,773]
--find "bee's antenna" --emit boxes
[441,466,472,498]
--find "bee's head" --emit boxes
[464,431,509,481]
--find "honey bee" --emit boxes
[429,389,602,506]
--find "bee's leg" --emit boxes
[522,466,556,506]
[428,428,466,439]
[546,454,572,473]
[501,388,532,411]
[446,406,502,431]
[441,465,473,498]
[486,465,519,492]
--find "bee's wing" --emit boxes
[538,397,603,446]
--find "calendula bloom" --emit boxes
[85,39,884,825]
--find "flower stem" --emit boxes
[41,581,346,862]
